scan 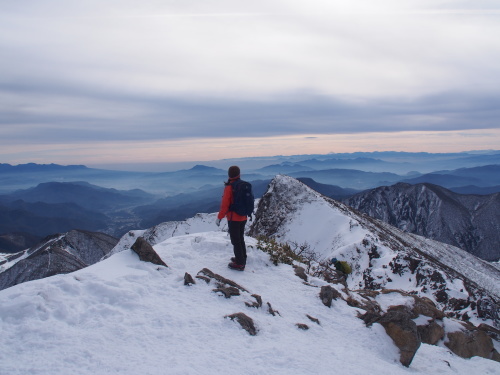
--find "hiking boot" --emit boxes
[228,262,245,271]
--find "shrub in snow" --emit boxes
[256,236,305,266]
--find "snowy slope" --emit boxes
[249,175,500,325]
[108,212,226,256]
[1,231,499,375]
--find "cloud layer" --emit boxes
[1,1,500,163]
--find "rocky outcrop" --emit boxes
[197,268,249,293]
[418,320,444,345]
[225,313,257,336]
[319,285,342,307]
[130,237,168,267]
[293,265,308,281]
[445,322,500,361]
[184,272,195,286]
[377,307,421,367]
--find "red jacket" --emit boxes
[217,177,247,221]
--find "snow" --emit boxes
[1,231,499,375]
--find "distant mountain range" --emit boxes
[0,182,156,251]
[1,152,499,257]
[343,183,500,261]
[2,151,500,194]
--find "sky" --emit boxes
[1,0,500,168]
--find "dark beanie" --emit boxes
[228,166,240,178]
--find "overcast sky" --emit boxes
[1,1,500,168]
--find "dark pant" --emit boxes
[228,220,247,265]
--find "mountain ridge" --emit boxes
[343,182,500,261]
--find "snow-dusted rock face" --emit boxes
[343,182,500,261]
[0,230,118,291]
[249,175,500,326]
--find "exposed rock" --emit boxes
[417,320,445,345]
[306,315,321,325]
[197,268,249,293]
[225,313,257,336]
[346,292,382,316]
[320,285,341,308]
[293,265,308,282]
[130,237,168,267]
[478,323,500,342]
[410,295,445,320]
[358,311,382,327]
[377,306,421,367]
[196,275,211,284]
[245,294,263,308]
[445,323,498,361]
[296,323,309,330]
[213,286,240,298]
[184,272,195,286]
[267,302,280,317]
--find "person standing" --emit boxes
[216,166,248,271]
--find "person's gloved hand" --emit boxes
[216,218,221,227]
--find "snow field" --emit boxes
[1,231,499,374]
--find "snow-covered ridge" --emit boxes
[249,175,500,325]
[2,231,499,374]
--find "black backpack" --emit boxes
[230,179,255,218]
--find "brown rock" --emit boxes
[445,327,496,360]
[378,307,421,367]
[417,320,445,345]
[245,294,263,308]
[184,272,195,286]
[197,268,249,293]
[320,285,342,308]
[225,312,257,336]
[293,266,308,282]
[213,286,240,298]
[306,314,321,325]
[411,296,445,320]
[130,237,168,267]
[267,302,280,317]
[196,275,211,284]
